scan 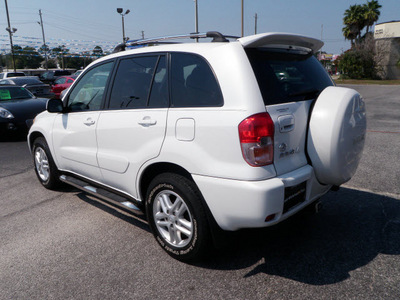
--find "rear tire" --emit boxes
[32,137,61,190]
[146,173,211,262]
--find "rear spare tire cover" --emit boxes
[307,86,366,186]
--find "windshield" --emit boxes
[0,86,34,101]
[245,48,334,105]
[12,78,41,85]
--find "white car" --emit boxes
[0,71,26,79]
[28,32,366,261]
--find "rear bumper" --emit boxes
[193,165,331,231]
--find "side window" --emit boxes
[67,61,113,112]
[109,56,158,109]
[67,79,74,83]
[171,53,223,107]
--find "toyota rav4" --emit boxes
[28,32,366,261]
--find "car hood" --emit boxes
[0,98,48,120]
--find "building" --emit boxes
[374,21,400,80]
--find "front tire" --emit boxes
[146,173,211,262]
[32,137,61,190]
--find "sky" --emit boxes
[0,0,399,55]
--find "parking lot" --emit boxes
[0,84,399,299]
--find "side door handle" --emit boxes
[84,118,96,126]
[138,116,157,127]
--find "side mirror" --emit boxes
[47,98,64,113]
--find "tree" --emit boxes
[338,35,378,79]
[343,4,367,43]
[51,45,69,69]
[364,0,382,34]
[20,46,43,69]
[342,1,382,46]
[342,26,357,48]
[92,46,103,57]
[38,44,50,54]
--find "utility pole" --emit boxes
[319,24,323,61]
[241,0,244,37]
[4,0,17,72]
[38,9,48,70]
[141,31,145,39]
[194,0,199,42]
[254,13,258,35]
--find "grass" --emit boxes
[334,79,400,85]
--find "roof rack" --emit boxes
[112,31,239,53]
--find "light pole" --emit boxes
[117,8,130,43]
[38,9,48,70]
[241,0,244,37]
[4,0,17,72]
[194,0,199,42]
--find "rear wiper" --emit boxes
[288,88,320,99]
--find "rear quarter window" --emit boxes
[170,53,223,107]
[246,48,334,105]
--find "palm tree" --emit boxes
[343,4,367,45]
[342,26,357,47]
[364,0,382,33]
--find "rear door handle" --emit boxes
[138,117,157,127]
[84,118,95,126]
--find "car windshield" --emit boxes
[12,78,42,85]
[245,48,334,105]
[0,86,34,101]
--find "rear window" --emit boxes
[246,48,333,105]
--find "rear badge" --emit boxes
[279,143,300,158]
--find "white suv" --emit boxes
[28,32,366,261]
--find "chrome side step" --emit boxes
[60,175,143,215]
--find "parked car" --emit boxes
[0,71,25,79]
[50,75,77,99]
[28,31,366,262]
[39,70,71,85]
[73,70,83,76]
[0,85,47,135]
[0,77,54,98]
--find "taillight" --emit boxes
[238,112,274,167]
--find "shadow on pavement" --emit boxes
[0,133,27,143]
[198,187,400,285]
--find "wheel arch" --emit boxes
[138,162,225,241]
[138,162,193,202]
[28,131,45,151]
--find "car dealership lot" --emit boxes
[0,84,399,299]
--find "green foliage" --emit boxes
[342,0,382,46]
[64,56,93,70]
[92,46,103,56]
[338,48,378,79]
[4,45,43,69]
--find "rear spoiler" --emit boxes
[238,33,323,53]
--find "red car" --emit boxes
[51,75,77,99]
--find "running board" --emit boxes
[59,175,143,215]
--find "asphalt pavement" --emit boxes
[0,84,399,299]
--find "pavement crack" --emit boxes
[0,194,64,220]
[0,166,33,179]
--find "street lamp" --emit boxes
[117,8,130,43]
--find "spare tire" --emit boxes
[307,86,366,186]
